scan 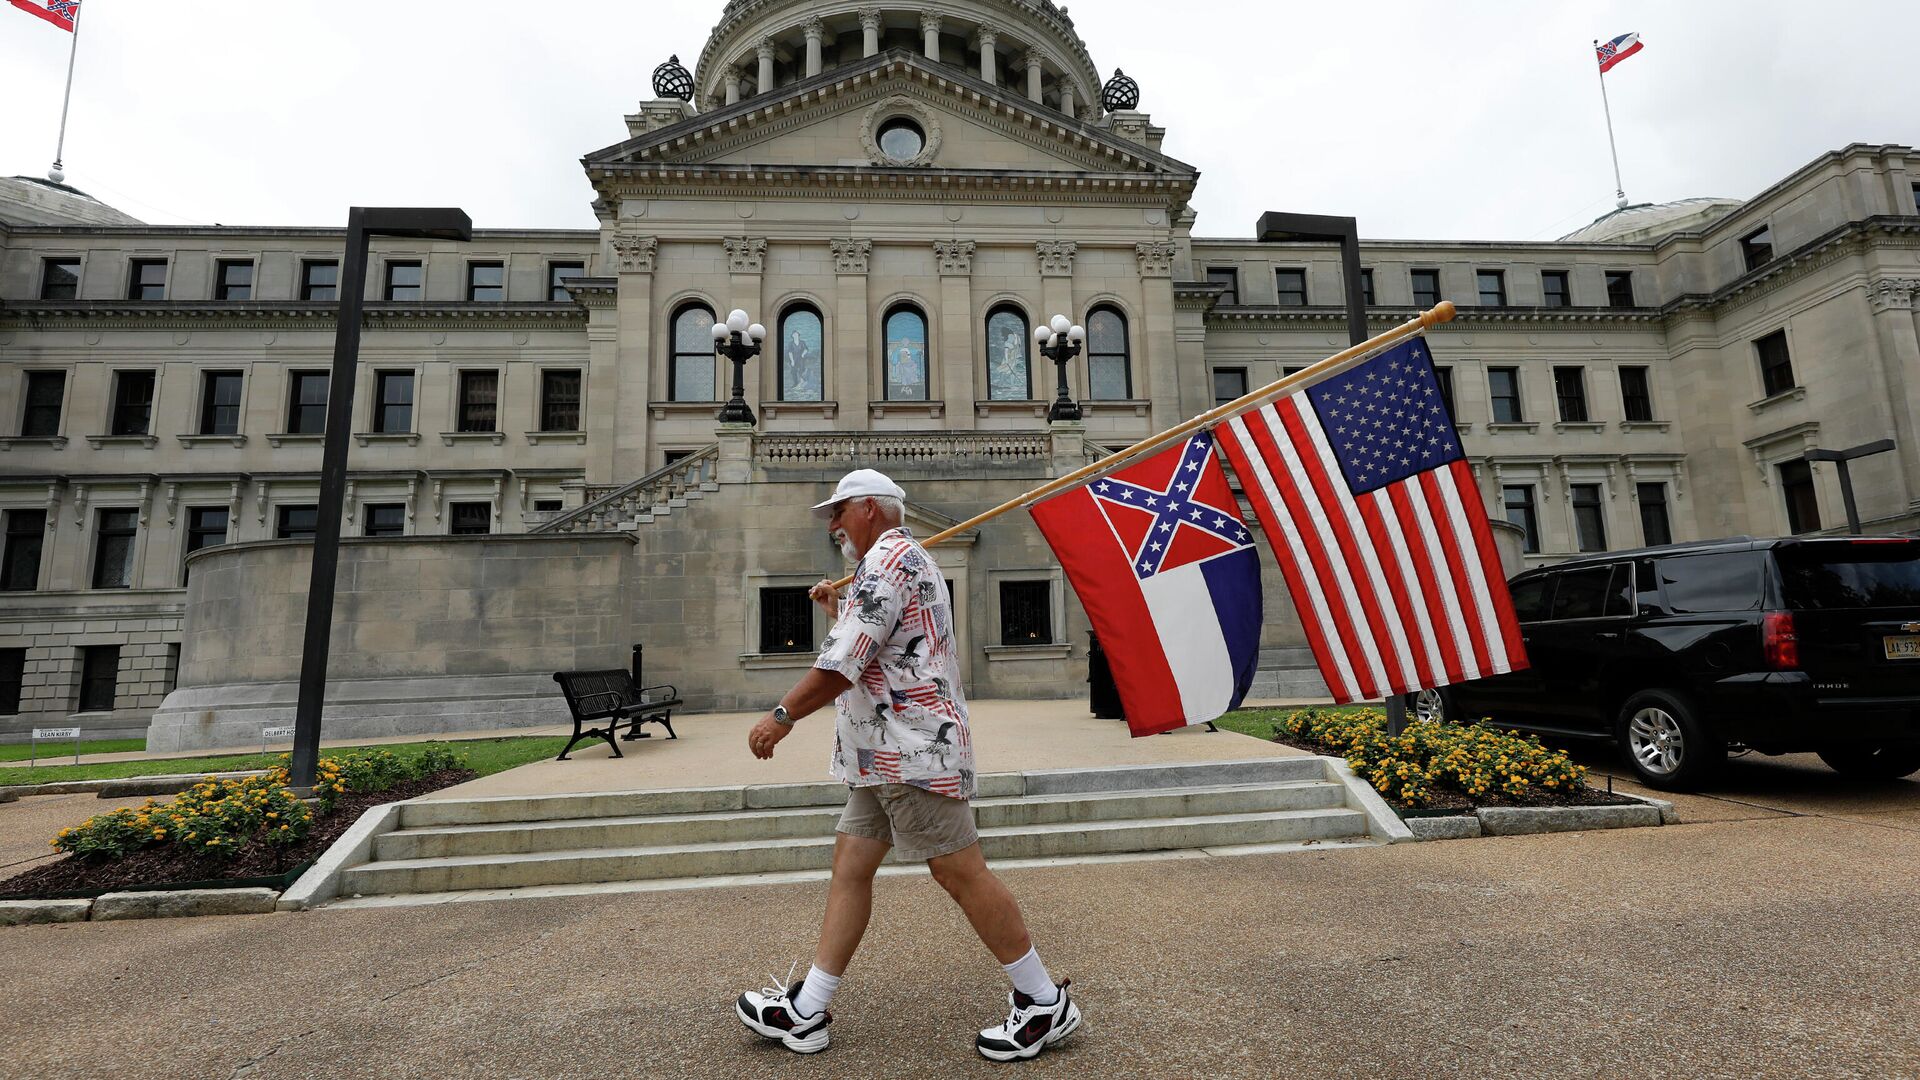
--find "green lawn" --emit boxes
[0,736,570,788]
[1211,704,1377,743]
[0,737,147,763]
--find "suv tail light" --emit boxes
[1763,610,1799,670]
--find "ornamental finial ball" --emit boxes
[1425,300,1457,327]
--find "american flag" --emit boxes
[1215,336,1527,703]
[9,0,79,31]
[857,748,902,782]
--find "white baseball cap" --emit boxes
[811,468,907,518]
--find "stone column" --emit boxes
[756,40,775,95]
[609,233,658,483]
[832,239,874,430]
[976,27,998,83]
[935,241,977,428]
[1023,49,1044,103]
[1037,241,1078,400]
[1867,278,1920,511]
[860,8,881,56]
[1059,83,1075,119]
[724,238,768,417]
[921,13,941,61]
[724,68,741,105]
[804,19,825,77]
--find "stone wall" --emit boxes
[0,597,181,741]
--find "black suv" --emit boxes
[1412,536,1920,790]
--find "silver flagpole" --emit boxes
[1594,40,1627,209]
[48,2,85,183]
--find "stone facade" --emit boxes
[2,0,1918,742]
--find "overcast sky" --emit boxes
[1,1,1912,240]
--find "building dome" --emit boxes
[1560,196,1743,244]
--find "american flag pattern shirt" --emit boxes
[815,527,975,799]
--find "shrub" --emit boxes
[1274,708,1588,809]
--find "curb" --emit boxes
[0,770,269,801]
[1,888,280,926]
[1323,757,1418,844]
[1399,795,1675,841]
[278,801,404,912]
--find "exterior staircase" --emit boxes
[320,758,1383,908]
[535,443,720,534]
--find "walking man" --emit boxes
[735,469,1082,1061]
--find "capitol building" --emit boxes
[2,0,1918,747]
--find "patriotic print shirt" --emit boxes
[814,527,975,799]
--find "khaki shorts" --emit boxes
[836,783,979,861]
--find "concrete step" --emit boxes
[375,781,1347,861]
[338,806,1369,897]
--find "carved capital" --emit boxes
[933,240,976,275]
[1868,277,1920,313]
[803,17,825,40]
[1022,48,1046,72]
[755,38,775,60]
[612,233,657,274]
[920,12,942,34]
[858,7,882,31]
[832,238,873,274]
[974,25,999,47]
[1036,240,1077,277]
[724,236,767,274]
[1134,240,1176,278]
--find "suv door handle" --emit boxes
[1594,631,1620,639]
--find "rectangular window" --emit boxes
[363,504,407,537]
[215,259,253,301]
[1206,267,1239,305]
[286,371,329,434]
[1779,460,1821,534]
[373,371,414,433]
[1913,183,1920,215]
[200,371,243,435]
[110,371,156,436]
[182,506,229,584]
[301,260,339,301]
[1755,330,1795,398]
[1572,483,1607,552]
[1476,269,1507,306]
[758,586,814,653]
[1212,367,1248,407]
[1503,486,1539,554]
[548,261,585,302]
[1274,268,1308,306]
[533,499,563,513]
[3,510,47,591]
[0,648,22,714]
[78,645,120,713]
[384,260,423,301]
[540,369,582,431]
[1410,268,1441,307]
[457,371,499,432]
[1605,271,1634,308]
[1637,483,1672,546]
[999,580,1053,645]
[466,261,505,302]
[448,502,491,535]
[276,505,318,540]
[1619,366,1653,421]
[41,257,80,300]
[1487,366,1522,423]
[127,259,167,300]
[1741,226,1774,272]
[1541,270,1571,308]
[1434,365,1457,420]
[1553,366,1588,422]
[92,508,137,588]
[1360,267,1375,306]
[22,371,66,436]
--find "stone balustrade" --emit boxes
[755,430,1051,466]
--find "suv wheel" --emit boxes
[1816,743,1920,780]
[1406,687,1456,724]
[1617,690,1723,791]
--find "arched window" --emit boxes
[984,304,1032,401]
[778,304,824,402]
[882,304,929,401]
[1086,306,1131,400]
[669,302,716,401]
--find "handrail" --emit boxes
[534,443,719,534]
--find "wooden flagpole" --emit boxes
[830,300,1457,588]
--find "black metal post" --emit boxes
[1041,336,1084,421]
[1804,439,1896,535]
[715,331,761,425]
[290,207,471,791]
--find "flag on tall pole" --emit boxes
[11,0,86,183]
[1595,32,1642,74]
[10,0,78,30]
[1593,32,1643,209]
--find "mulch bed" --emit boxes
[0,768,473,899]
[1270,732,1641,813]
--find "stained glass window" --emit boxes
[779,306,824,401]
[985,306,1030,400]
[883,306,929,401]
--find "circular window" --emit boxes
[876,118,926,162]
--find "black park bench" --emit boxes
[551,669,681,761]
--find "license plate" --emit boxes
[1886,635,1920,660]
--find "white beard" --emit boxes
[834,531,859,563]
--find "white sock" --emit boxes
[793,965,840,1018]
[1002,946,1057,1005]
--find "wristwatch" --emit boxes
[772,705,795,727]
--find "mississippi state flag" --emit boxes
[1596,32,1642,74]
[9,0,79,31]
[1030,432,1261,737]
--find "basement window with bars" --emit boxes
[999,580,1053,645]
[759,587,814,653]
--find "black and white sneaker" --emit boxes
[976,978,1081,1062]
[735,967,831,1054]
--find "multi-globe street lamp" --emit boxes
[1033,314,1086,422]
[712,307,766,424]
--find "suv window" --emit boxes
[1550,566,1614,620]
[1776,541,1920,610]
[1601,563,1635,618]
[1657,551,1766,614]
[1508,575,1554,622]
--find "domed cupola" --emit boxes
[1100,68,1139,112]
[652,55,694,101]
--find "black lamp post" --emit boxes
[291,207,472,792]
[711,307,766,424]
[1802,439,1896,534]
[1034,314,1086,421]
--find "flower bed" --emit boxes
[0,748,473,900]
[1268,708,1637,812]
